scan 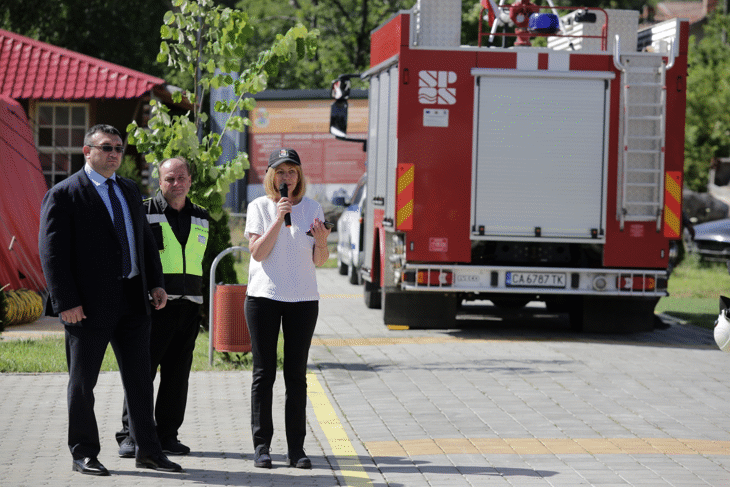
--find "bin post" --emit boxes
[208,246,249,365]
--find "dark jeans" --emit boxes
[117,299,201,444]
[244,296,318,452]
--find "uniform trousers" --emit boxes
[117,299,201,443]
[244,296,318,452]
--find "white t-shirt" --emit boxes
[244,195,324,302]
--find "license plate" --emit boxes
[506,271,566,288]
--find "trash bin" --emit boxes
[213,284,250,353]
[208,246,250,364]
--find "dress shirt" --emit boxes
[84,165,139,278]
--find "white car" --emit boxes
[334,174,366,285]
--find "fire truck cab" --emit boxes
[330,0,689,332]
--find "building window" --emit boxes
[36,103,88,187]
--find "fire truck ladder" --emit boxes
[615,49,668,232]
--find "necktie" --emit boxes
[106,179,132,277]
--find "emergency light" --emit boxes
[528,13,560,34]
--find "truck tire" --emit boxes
[363,279,381,309]
[349,265,361,285]
[338,260,348,276]
[571,296,659,333]
[567,297,585,332]
[383,290,458,329]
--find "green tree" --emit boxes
[234,0,416,90]
[127,0,318,323]
[685,11,730,191]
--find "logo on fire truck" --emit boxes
[418,71,457,105]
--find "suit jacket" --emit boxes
[39,168,164,328]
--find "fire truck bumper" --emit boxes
[400,264,668,297]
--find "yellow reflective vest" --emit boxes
[145,194,209,303]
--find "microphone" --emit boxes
[279,183,292,227]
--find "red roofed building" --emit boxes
[0,29,187,187]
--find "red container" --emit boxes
[213,284,251,353]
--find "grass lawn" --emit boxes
[0,331,279,373]
[656,253,730,330]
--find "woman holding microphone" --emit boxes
[244,148,331,469]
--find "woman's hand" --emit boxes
[311,218,331,267]
[309,218,331,245]
[276,197,292,223]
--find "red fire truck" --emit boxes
[330,0,689,332]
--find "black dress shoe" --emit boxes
[161,438,191,455]
[72,457,110,476]
[136,453,184,472]
[288,449,312,469]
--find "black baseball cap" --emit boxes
[268,148,301,169]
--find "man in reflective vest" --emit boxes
[116,157,210,457]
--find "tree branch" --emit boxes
[330,0,352,20]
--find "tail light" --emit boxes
[617,275,656,292]
[403,270,453,286]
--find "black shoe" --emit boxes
[161,438,191,456]
[253,445,272,468]
[72,457,110,476]
[288,450,312,469]
[135,453,184,472]
[118,437,136,458]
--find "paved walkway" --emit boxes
[2,268,730,486]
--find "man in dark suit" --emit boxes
[39,124,184,476]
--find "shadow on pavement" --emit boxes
[315,359,576,375]
[446,302,716,350]
[372,455,557,478]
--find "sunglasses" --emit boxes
[89,145,124,153]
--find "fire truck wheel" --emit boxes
[571,296,659,333]
[364,280,381,309]
[567,297,585,332]
[383,290,458,329]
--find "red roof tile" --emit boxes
[0,29,165,100]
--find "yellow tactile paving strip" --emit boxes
[307,373,372,486]
[363,438,730,457]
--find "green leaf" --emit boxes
[228,116,246,132]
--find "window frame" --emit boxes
[34,102,88,187]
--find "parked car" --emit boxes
[333,173,366,284]
[688,218,730,262]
